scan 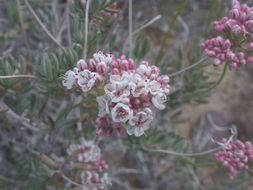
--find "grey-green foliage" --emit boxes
[141,129,189,152]
[168,40,212,107]
[35,47,79,94]
[133,35,151,61]
[0,56,26,88]
[123,129,189,154]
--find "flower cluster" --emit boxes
[201,0,253,68]
[67,138,111,190]
[201,36,246,67]
[213,0,253,35]
[215,139,253,180]
[62,52,112,91]
[63,52,170,137]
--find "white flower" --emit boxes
[129,74,149,97]
[104,83,130,102]
[130,81,148,97]
[109,74,121,84]
[109,72,130,84]
[76,59,88,70]
[101,173,112,187]
[148,80,162,95]
[111,103,133,122]
[62,70,76,89]
[93,52,112,64]
[104,74,130,102]
[67,139,101,163]
[137,64,151,78]
[152,92,167,110]
[96,95,110,117]
[127,108,153,136]
[77,70,97,92]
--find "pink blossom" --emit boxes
[111,103,133,123]
[63,53,170,137]
[152,92,167,110]
[128,108,153,136]
[215,139,253,180]
[96,95,110,117]
[77,70,97,92]
[203,0,253,68]
[148,80,162,95]
[62,70,77,89]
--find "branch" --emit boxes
[23,0,64,49]
[0,175,17,184]
[168,57,208,77]
[132,15,162,35]
[143,146,222,157]
[206,63,228,91]
[123,14,162,45]
[82,0,91,59]
[0,75,36,79]
[188,166,207,190]
[129,0,133,57]
[17,0,31,64]
[0,100,39,131]
[55,0,72,45]
[100,0,128,45]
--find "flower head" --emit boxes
[215,139,253,180]
[202,0,253,68]
[63,53,170,137]
[127,108,153,136]
[111,103,133,122]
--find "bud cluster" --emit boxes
[201,0,253,68]
[67,138,111,189]
[215,139,253,180]
[63,52,170,137]
[213,0,253,35]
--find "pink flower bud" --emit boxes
[121,60,129,71]
[247,56,253,63]
[111,68,120,75]
[240,12,247,22]
[230,62,238,68]
[223,40,231,49]
[96,62,107,74]
[213,58,221,65]
[248,43,253,50]
[245,20,253,29]
[115,127,125,138]
[110,60,119,68]
[230,8,240,19]
[96,126,106,136]
[77,59,88,71]
[140,61,149,66]
[232,25,243,34]
[232,0,240,8]
[88,59,97,71]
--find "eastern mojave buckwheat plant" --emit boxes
[1,0,253,189]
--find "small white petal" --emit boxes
[111,103,133,122]
[77,70,97,92]
[62,70,76,89]
[152,93,167,110]
[96,95,110,117]
[134,127,145,137]
[148,80,162,95]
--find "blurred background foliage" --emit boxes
[0,0,253,190]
